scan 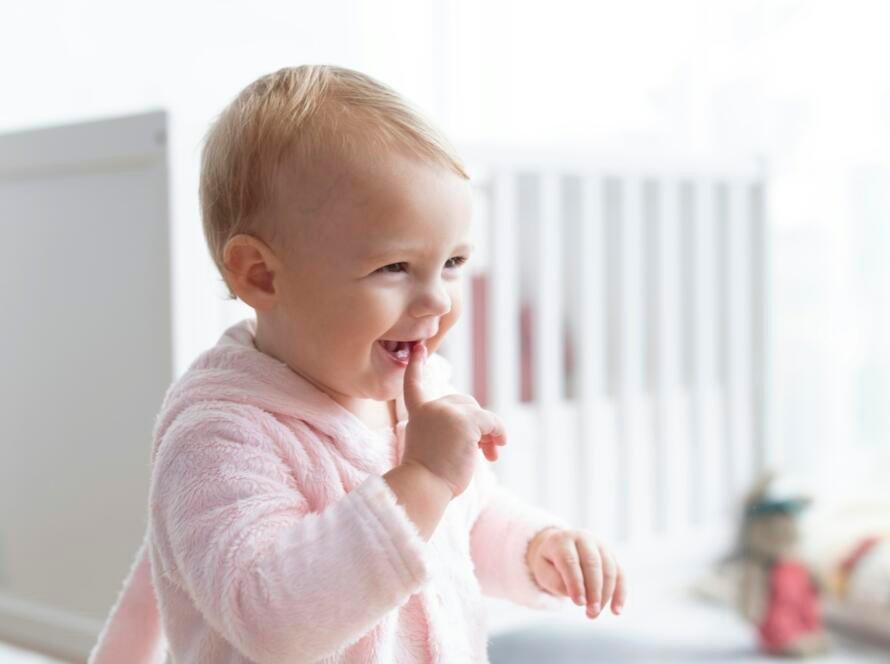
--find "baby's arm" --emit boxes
[469,459,573,609]
[383,460,452,540]
[151,408,434,664]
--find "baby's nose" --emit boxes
[415,285,451,316]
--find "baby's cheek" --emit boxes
[428,297,462,353]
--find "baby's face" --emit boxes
[260,149,473,412]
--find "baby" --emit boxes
[89,64,626,664]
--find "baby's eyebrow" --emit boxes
[363,242,474,262]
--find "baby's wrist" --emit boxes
[400,460,455,502]
[526,526,560,565]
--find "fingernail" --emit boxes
[590,602,601,615]
[574,594,584,605]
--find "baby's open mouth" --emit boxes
[377,339,419,362]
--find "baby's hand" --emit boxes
[526,527,627,619]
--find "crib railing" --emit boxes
[441,148,770,556]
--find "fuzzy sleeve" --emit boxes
[469,459,574,609]
[150,408,433,664]
[87,529,167,664]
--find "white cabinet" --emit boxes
[0,110,172,659]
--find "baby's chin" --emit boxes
[355,365,401,401]
[375,376,406,402]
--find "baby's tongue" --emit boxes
[380,339,411,359]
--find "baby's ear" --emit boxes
[223,233,280,310]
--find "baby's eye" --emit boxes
[378,262,408,274]
[376,256,469,274]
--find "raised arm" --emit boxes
[151,409,433,664]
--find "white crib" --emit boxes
[440,148,771,565]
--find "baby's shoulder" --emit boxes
[151,401,331,496]
[157,399,314,462]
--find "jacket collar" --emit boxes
[155,317,450,469]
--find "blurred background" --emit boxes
[2,0,889,661]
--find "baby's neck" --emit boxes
[353,398,397,431]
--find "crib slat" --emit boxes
[691,179,724,527]
[533,172,577,522]
[723,180,754,510]
[488,169,529,492]
[534,173,563,403]
[488,170,520,408]
[750,179,773,472]
[652,178,691,536]
[616,177,655,543]
[576,175,618,541]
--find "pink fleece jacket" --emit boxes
[88,318,572,663]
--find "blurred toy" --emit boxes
[732,471,830,657]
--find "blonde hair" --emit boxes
[199,64,469,300]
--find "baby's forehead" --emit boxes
[275,146,448,219]
[265,151,361,244]
[269,143,471,261]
